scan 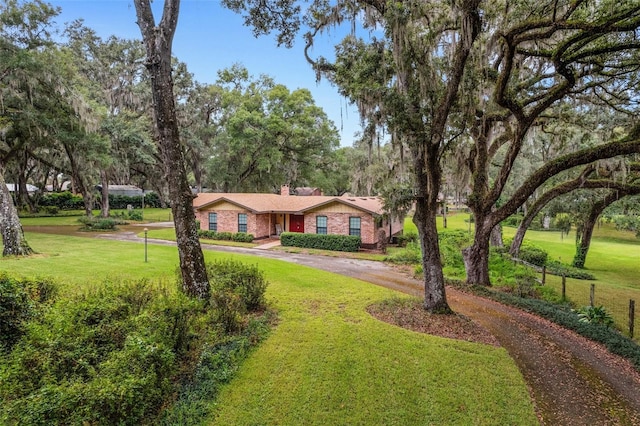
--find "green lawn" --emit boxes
[0,232,537,424]
[502,224,640,335]
[19,208,173,226]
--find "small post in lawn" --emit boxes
[630,299,635,339]
[562,274,566,301]
[542,266,546,285]
[590,283,595,307]
[144,227,148,263]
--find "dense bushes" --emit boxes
[1,262,272,425]
[0,279,195,425]
[160,315,271,424]
[517,243,548,267]
[0,274,57,352]
[394,230,472,278]
[611,215,640,238]
[105,193,161,209]
[39,191,84,210]
[78,216,126,231]
[280,232,361,252]
[385,241,421,264]
[198,230,254,243]
[205,259,268,332]
[36,191,162,212]
[395,231,418,247]
[502,214,524,227]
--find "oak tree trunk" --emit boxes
[0,163,33,256]
[463,218,492,286]
[414,201,451,313]
[134,0,209,299]
[100,170,110,218]
[413,148,451,313]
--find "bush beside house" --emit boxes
[280,232,361,252]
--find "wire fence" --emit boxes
[539,269,638,343]
[507,257,638,342]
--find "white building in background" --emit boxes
[5,184,39,193]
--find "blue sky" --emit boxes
[47,0,361,146]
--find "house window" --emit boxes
[349,217,361,237]
[238,213,248,233]
[316,215,327,234]
[208,213,217,232]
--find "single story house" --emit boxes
[95,184,145,197]
[193,185,404,248]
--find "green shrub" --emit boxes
[128,210,143,221]
[488,251,534,286]
[573,305,615,327]
[218,232,233,241]
[78,216,124,231]
[545,260,596,280]
[384,241,421,264]
[44,206,59,215]
[439,230,470,272]
[101,193,162,210]
[514,269,538,298]
[0,275,34,351]
[0,280,201,425]
[160,314,272,424]
[198,230,254,243]
[0,274,57,352]
[232,232,254,243]
[39,191,84,210]
[535,284,564,304]
[205,259,268,313]
[211,289,245,333]
[280,232,361,252]
[396,232,418,247]
[518,244,548,267]
[502,214,524,227]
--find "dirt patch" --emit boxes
[367,297,500,347]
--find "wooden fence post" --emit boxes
[590,283,595,307]
[630,300,635,339]
[562,274,566,301]
[542,266,546,285]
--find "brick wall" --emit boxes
[304,212,376,245]
[196,207,395,246]
[254,213,272,238]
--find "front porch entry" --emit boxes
[290,214,304,233]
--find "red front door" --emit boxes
[290,215,305,233]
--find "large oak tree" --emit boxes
[227,0,640,311]
[133,0,209,299]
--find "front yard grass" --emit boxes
[0,232,537,424]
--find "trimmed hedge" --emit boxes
[104,193,161,209]
[280,232,361,252]
[39,191,84,210]
[37,191,162,211]
[198,230,254,243]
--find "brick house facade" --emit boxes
[193,187,404,248]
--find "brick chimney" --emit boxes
[280,184,290,196]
